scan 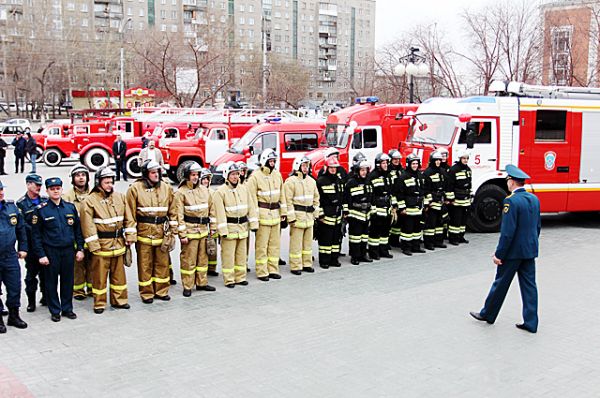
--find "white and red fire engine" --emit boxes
[401,81,600,232]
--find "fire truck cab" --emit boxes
[402,81,600,232]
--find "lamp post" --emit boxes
[393,46,429,103]
[118,17,133,109]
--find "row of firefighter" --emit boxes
[0,146,471,327]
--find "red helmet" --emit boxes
[326,157,340,168]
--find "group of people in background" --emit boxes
[0,146,472,334]
[0,131,38,176]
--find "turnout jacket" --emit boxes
[367,168,395,217]
[174,180,212,240]
[395,168,426,216]
[80,189,127,257]
[246,166,287,226]
[316,171,344,225]
[423,163,446,211]
[212,180,258,239]
[344,174,372,222]
[124,178,176,246]
[284,171,320,229]
[63,186,91,215]
[447,162,472,206]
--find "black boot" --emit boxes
[351,257,360,265]
[26,294,36,313]
[379,248,393,259]
[7,308,27,329]
[424,243,435,251]
[369,248,380,261]
[360,253,373,263]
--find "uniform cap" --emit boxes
[26,173,43,185]
[45,177,63,188]
[505,164,530,181]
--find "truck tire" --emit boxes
[25,146,44,163]
[176,160,197,183]
[125,154,141,178]
[43,148,63,167]
[83,148,110,171]
[167,169,178,184]
[468,184,508,233]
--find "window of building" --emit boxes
[240,17,245,24]
[551,26,572,85]
[240,4,245,12]
[171,11,177,19]
[160,10,166,19]
[81,3,88,12]
[248,17,254,25]
[139,9,144,17]
[535,110,567,141]
[82,18,88,27]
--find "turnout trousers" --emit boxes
[318,221,341,266]
[423,209,444,246]
[220,237,248,286]
[135,242,170,300]
[73,250,93,297]
[479,258,538,332]
[180,237,209,290]
[255,224,281,277]
[91,254,128,309]
[449,204,469,243]
[43,245,75,316]
[348,218,369,260]
[368,214,391,255]
[400,214,423,251]
[289,226,313,271]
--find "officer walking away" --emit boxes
[367,153,395,260]
[447,150,472,245]
[423,151,448,250]
[80,168,130,314]
[112,134,128,181]
[11,132,26,174]
[200,168,219,277]
[470,165,541,333]
[31,178,85,322]
[63,165,92,300]
[316,157,345,268]
[212,162,258,287]
[0,180,28,333]
[174,162,216,296]
[283,156,320,274]
[0,138,7,175]
[17,173,48,312]
[246,149,287,282]
[345,158,373,265]
[395,154,427,256]
[125,160,176,303]
[387,149,404,248]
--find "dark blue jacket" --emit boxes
[17,193,48,242]
[0,200,28,254]
[495,188,541,260]
[11,136,26,157]
[31,199,84,258]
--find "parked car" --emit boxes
[6,118,31,131]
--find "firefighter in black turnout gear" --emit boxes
[367,153,395,260]
[423,151,448,250]
[447,150,472,245]
[388,149,403,247]
[316,157,345,269]
[345,158,373,265]
[437,148,451,239]
[396,153,426,256]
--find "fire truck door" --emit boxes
[519,109,572,211]
[205,127,229,164]
[452,119,497,172]
[348,126,382,168]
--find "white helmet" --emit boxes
[292,155,311,171]
[223,161,241,180]
[141,159,161,178]
[183,161,203,180]
[457,149,470,159]
[259,148,277,167]
[70,164,90,177]
[324,147,339,159]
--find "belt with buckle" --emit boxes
[184,215,210,224]
[98,229,124,239]
[137,215,167,224]
[258,202,280,210]
[294,204,315,213]
[226,216,248,224]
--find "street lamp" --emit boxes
[394,46,429,103]
[118,17,133,109]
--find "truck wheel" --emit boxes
[43,149,63,167]
[83,148,110,171]
[125,155,141,178]
[468,184,508,233]
[176,160,197,183]
[167,169,178,184]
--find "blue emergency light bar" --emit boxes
[355,96,379,104]
[266,117,282,123]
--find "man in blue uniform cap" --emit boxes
[0,180,29,333]
[470,164,541,333]
[31,177,85,322]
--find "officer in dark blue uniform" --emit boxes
[17,173,48,312]
[470,165,541,333]
[0,180,29,333]
[31,177,85,322]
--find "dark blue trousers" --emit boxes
[25,254,46,298]
[480,258,538,332]
[0,252,23,309]
[43,246,75,316]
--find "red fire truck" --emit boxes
[303,97,418,177]
[42,121,110,167]
[401,81,600,232]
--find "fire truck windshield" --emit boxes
[229,131,259,153]
[322,124,349,148]
[408,114,458,145]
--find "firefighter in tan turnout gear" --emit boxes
[283,155,320,275]
[125,159,176,303]
[174,161,216,297]
[246,148,287,281]
[80,167,130,314]
[212,162,258,288]
[63,164,92,300]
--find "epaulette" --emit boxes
[36,202,48,209]
[17,196,26,203]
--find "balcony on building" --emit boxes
[318,3,338,17]
[94,0,122,4]
[183,0,208,11]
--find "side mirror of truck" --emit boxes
[243,146,252,156]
